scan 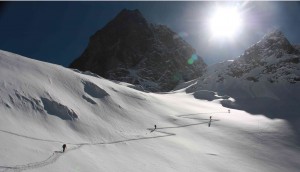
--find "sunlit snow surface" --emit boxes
[0,50,299,172]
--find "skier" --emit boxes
[62,144,66,153]
[151,125,157,132]
[228,109,230,113]
[208,116,212,127]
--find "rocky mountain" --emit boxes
[70,9,206,92]
[227,30,300,84]
[176,30,300,119]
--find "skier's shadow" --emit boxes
[206,153,218,156]
[54,151,63,153]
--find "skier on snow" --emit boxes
[62,144,67,153]
[151,125,157,132]
[208,116,212,127]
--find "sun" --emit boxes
[209,6,243,39]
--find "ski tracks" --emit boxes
[0,133,174,172]
[0,112,222,172]
[0,145,82,172]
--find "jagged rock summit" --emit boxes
[70,9,206,92]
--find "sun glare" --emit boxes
[209,6,243,39]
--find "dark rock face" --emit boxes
[70,9,206,92]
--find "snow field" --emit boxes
[0,50,299,172]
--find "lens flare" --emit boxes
[187,54,198,65]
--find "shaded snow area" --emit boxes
[177,60,300,119]
[0,50,299,172]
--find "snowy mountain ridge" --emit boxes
[176,30,300,120]
[228,30,299,83]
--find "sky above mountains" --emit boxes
[1,1,300,66]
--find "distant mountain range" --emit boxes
[70,9,206,92]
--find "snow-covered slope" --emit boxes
[0,50,300,172]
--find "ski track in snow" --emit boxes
[0,146,81,172]
[0,130,64,144]
[0,112,224,172]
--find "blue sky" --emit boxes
[1,1,300,66]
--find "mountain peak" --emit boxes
[226,29,300,83]
[263,29,284,39]
[255,29,295,54]
[70,9,206,92]
[118,8,142,16]
[109,8,147,26]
